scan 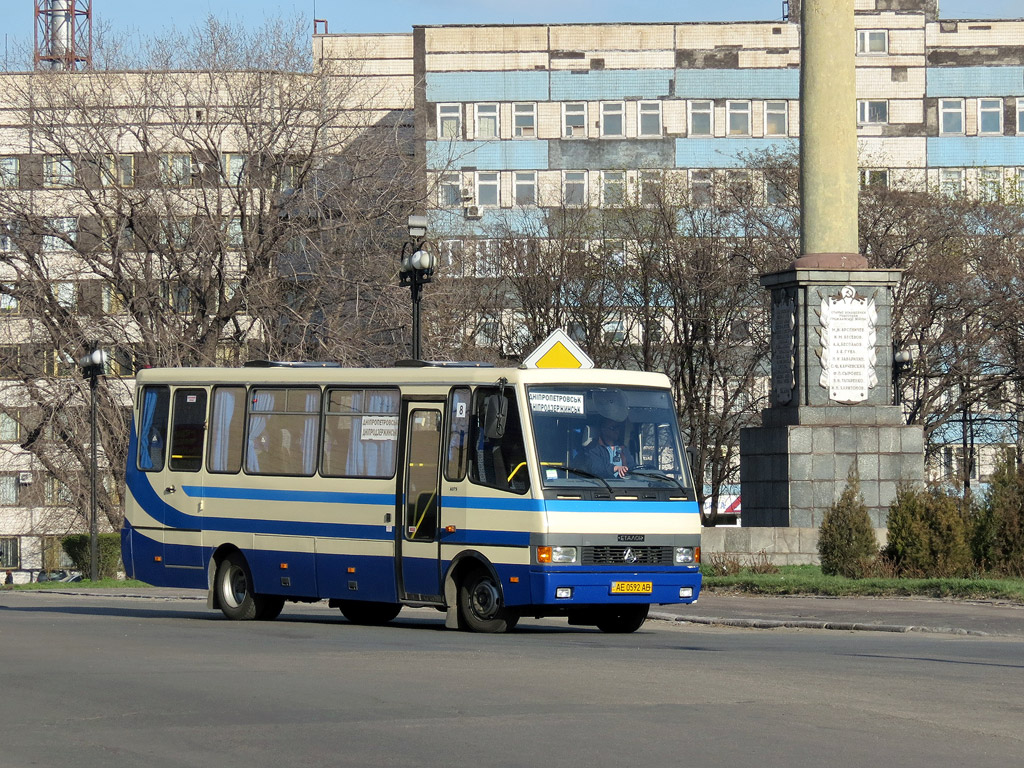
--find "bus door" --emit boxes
[397,402,444,602]
[161,387,208,568]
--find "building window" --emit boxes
[0,221,18,253]
[563,102,587,138]
[600,102,625,137]
[43,217,77,252]
[939,99,965,135]
[101,154,134,187]
[45,477,74,506]
[44,155,75,187]
[513,171,536,205]
[439,172,461,207]
[0,412,19,442]
[225,218,244,249]
[0,157,18,188]
[727,101,751,136]
[513,103,536,137]
[766,175,790,204]
[101,217,136,250]
[0,289,17,314]
[1018,98,1024,134]
[858,100,888,125]
[690,170,713,204]
[601,171,625,207]
[979,168,1002,201]
[476,172,499,206]
[221,153,246,186]
[978,98,1003,135]
[475,103,499,139]
[0,536,19,568]
[638,101,662,137]
[689,100,713,136]
[857,29,888,55]
[861,169,889,188]
[0,346,19,376]
[563,171,588,206]
[764,100,788,136]
[0,476,19,506]
[160,153,193,186]
[438,104,462,139]
[639,170,662,206]
[53,281,77,311]
[939,168,964,196]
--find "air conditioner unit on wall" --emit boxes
[464,205,482,220]
[460,187,473,201]
[18,471,32,485]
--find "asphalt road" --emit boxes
[1,590,1022,768]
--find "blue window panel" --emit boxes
[426,71,549,103]
[927,137,1024,167]
[675,138,797,168]
[926,67,1024,98]
[428,207,549,238]
[675,68,799,99]
[550,70,674,101]
[426,140,549,171]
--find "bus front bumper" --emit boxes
[522,567,702,607]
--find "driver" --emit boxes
[580,418,633,478]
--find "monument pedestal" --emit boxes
[740,267,924,528]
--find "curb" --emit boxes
[648,611,989,636]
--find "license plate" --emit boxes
[611,581,652,594]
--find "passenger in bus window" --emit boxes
[580,418,632,478]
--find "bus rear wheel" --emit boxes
[595,604,649,633]
[458,569,518,633]
[216,552,280,621]
[338,600,402,625]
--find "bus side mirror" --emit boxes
[686,446,698,480]
[483,395,507,440]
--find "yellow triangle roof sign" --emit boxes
[522,329,594,369]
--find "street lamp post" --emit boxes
[398,215,434,360]
[78,346,107,582]
[893,348,914,408]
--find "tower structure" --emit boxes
[34,0,93,71]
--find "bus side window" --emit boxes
[445,387,471,481]
[469,388,529,494]
[208,386,245,474]
[138,386,170,472]
[169,389,208,472]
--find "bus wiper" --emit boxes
[629,469,688,495]
[550,465,613,494]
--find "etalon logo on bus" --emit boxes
[622,548,639,564]
[618,534,645,542]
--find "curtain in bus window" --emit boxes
[210,388,239,472]
[300,391,319,475]
[345,390,399,477]
[246,391,274,473]
[138,387,167,470]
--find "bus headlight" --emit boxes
[537,546,578,564]
[675,547,696,564]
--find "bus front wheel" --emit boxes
[595,604,649,633]
[215,552,275,621]
[458,569,518,633]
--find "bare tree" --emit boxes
[0,15,421,533]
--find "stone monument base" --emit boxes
[739,404,924,528]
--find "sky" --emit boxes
[2,0,1021,64]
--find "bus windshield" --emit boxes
[526,385,692,492]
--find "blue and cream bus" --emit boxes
[122,361,702,633]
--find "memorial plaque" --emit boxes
[817,285,878,403]
[771,295,796,405]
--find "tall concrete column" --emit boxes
[796,0,865,269]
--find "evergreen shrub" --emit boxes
[976,457,1024,577]
[884,483,972,577]
[62,533,122,579]
[818,472,878,578]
